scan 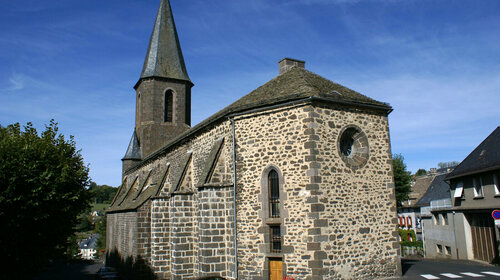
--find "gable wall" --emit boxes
[233,102,399,280]
[312,104,399,279]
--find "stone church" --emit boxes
[106,0,401,279]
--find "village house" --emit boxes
[106,0,401,279]
[443,127,500,263]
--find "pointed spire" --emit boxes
[139,0,191,83]
[122,130,141,160]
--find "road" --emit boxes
[32,257,499,280]
[33,259,103,280]
[402,258,500,280]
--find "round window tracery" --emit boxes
[337,126,369,169]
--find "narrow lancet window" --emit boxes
[269,170,280,218]
[164,90,173,122]
[270,225,282,253]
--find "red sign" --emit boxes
[492,210,500,220]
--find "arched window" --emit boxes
[269,169,280,218]
[164,90,173,122]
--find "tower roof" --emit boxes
[122,130,141,161]
[138,0,191,85]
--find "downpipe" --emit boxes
[230,117,238,279]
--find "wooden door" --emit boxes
[470,214,498,263]
[269,259,282,280]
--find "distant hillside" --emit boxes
[89,182,118,204]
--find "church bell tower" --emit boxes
[123,0,193,170]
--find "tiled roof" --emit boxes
[446,127,500,180]
[401,175,435,207]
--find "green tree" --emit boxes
[437,161,459,169]
[77,213,93,232]
[392,154,412,207]
[415,168,427,177]
[94,217,107,251]
[0,121,91,278]
[89,182,118,204]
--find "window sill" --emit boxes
[266,252,283,258]
[265,218,282,225]
[472,196,484,199]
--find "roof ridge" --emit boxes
[446,126,500,180]
[295,67,322,94]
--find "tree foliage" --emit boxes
[415,168,427,177]
[437,161,459,169]
[95,217,107,251]
[89,181,118,204]
[392,154,412,207]
[0,121,91,277]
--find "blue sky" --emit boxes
[1,0,499,186]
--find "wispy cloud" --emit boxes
[6,74,25,91]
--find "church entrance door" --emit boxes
[269,259,282,280]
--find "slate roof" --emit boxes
[138,66,392,166]
[108,167,170,212]
[137,0,191,86]
[416,173,451,207]
[111,66,392,211]
[122,130,141,161]
[79,234,99,250]
[446,127,500,180]
[226,66,389,111]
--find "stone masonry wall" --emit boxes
[233,102,399,279]
[136,201,152,275]
[198,187,235,279]
[234,105,313,280]
[107,211,138,260]
[170,194,197,279]
[110,100,398,279]
[115,119,235,280]
[310,103,399,279]
[151,198,171,278]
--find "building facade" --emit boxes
[445,127,500,264]
[106,1,401,279]
[398,174,436,241]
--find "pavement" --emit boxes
[33,259,104,280]
[401,258,500,280]
[31,257,500,280]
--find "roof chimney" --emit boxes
[279,58,305,75]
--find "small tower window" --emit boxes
[164,90,173,122]
[269,170,280,218]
